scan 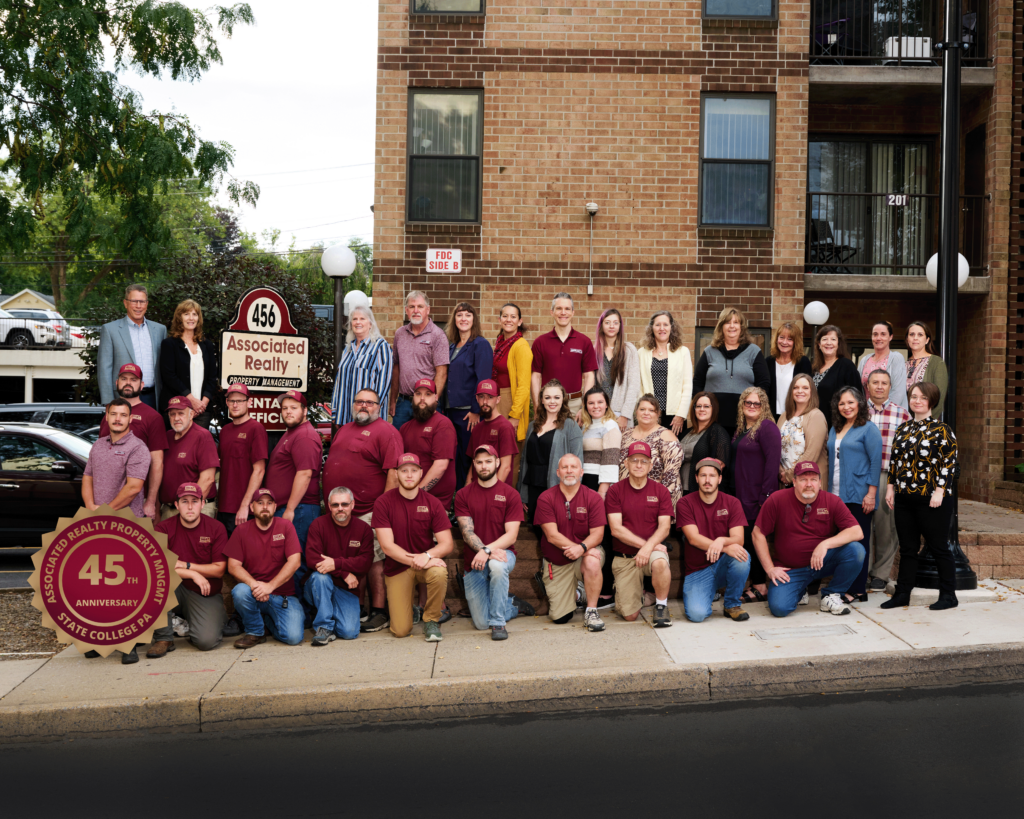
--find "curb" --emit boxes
[3,642,1023,743]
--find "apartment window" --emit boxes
[703,0,775,19]
[407,90,482,223]
[412,0,484,13]
[699,96,774,227]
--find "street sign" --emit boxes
[426,248,461,272]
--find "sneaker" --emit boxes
[713,591,722,603]
[361,610,390,633]
[424,621,443,642]
[583,609,606,632]
[820,593,851,616]
[121,646,139,665]
[868,577,887,591]
[222,614,243,638]
[312,627,336,647]
[438,606,452,625]
[799,592,810,606]
[360,605,369,623]
[575,581,586,609]
[412,605,423,625]
[491,625,508,641]
[653,603,671,628]
[511,595,535,617]
[171,614,190,637]
[595,596,616,611]
[724,606,750,622]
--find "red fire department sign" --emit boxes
[29,507,180,658]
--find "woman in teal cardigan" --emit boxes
[827,386,883,605]
[905,321,949,419]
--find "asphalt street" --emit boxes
[1,681,1021,817]
[0,548,32,589]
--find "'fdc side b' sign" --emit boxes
[426,248,461,272]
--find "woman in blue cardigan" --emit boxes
[827,386,883,604]
[445,302,494,488]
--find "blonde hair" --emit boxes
[170,299,205,342]
[771,321,805,360]
[580,387,617,430]
[734,387,773,441]
[711,307,756,349]
[783,373,819,419]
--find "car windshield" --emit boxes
[43,428,94,460]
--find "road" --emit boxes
[1,681,1021,817]
[0,548,32,589]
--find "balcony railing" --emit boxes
[810,0,988,66]
[805,192,988,276]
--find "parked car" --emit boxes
[0,307,58,348]
[0,403,107,437]
[0,423,93,548]
[5,308,71,346]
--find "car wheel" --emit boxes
[6,329,32,348]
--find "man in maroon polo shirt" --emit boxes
[148,482,229,657]
[224,488,305,647]
[99,363,166,520]
[161,396,219,520]
[303,486,374,646]
[454,445,533,640]
[465,379,518,486]
[217,383,269,537]
[373,453,454,641]
[535,453,607,630]
[265,390,322,547]
[530,292,598,416]
[83,397,151,519]
[323,387,403,634]
[399,378,457,510]
[606,441,674,627]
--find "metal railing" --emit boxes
[805,191,988,276]
[810,0,988,66]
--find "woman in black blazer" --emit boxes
[160,300,218,428]
[765,320,812,421]
[811,324,861,430]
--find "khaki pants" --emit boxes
[870,473,899,581]
[567,396,583,418]
[384,565,447,637]
[359,511,385,562]
[541,547,605,621]
[160,501,217,521]
[612,550,670,617]
[497,387,523,488]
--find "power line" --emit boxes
[235,162,374,177]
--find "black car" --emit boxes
[0,423,93,548]
[0,402,106,437]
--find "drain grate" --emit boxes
[753,624,856,641]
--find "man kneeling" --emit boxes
[753,461,865,617]
[304,486,375,646]
[225,488,305,647]
[606,442,674,627]
[677,459,751,623]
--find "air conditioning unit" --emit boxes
[883,36,933,60]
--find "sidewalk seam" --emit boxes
[857,607,918,650]
[199,646,247,731]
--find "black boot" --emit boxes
[880,590,912,609]
[929,592,959,611]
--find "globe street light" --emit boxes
[803,301,829,348]
[321,244,358,368]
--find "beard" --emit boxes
[118,384,140,399]
[354,410,372,426]
[412,403,436,422]
[479,407,493,420]
[283,415,305,430]
[474,467,497,483]
[561,476,578,487]
[255,510,275,526]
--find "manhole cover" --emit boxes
[753,624,856,641]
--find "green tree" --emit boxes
[0,1,259,313]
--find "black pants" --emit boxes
[744,524,766,585]
[583,474,616,598]
[894,493,955,595]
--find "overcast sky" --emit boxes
[122,1,378,252]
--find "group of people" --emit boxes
[84,285,961,664]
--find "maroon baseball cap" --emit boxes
[226,383,250,399]
[794,460,821,476]
[695,457,724,475]
[413,378,437,394]
[253,487,277,503]
[278,389,306,407]
[118,363,142,379]
[166,396,190,411]
[475,379,499,397]
[176,483,203,500]
[473,444,499,458]
[397,452,422,469]
[627,441,652,459]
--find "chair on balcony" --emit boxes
[812,17,850,64]
[808,219,858,274]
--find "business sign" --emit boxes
[29,507,180,658]
[426,248,461,272]
[221,330,309,391]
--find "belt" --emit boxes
[613,550,634,559]
[567,390,583,400]
[399,393,412,400]
[140,387,155,394]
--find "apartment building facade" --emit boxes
[373,0,1015,501]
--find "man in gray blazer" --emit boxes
[97,284,167,408]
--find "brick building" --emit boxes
[373,0,1014,502]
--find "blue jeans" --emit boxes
[463,552,519,629]
[446,407,473,489]
[682,554,751,623]
[231,584,305,644]
[766,542,866,618]
[275,502,320,547]
[392,394,414,430]
[303,572,361,639]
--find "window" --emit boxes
[0,435,61,472]
[699,96,774,227]
[407,90,483,223]
[412,0,483,12]
[703,0,775,19]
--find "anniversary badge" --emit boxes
[28,506,181,658]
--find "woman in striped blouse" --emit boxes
[330,305,394,427]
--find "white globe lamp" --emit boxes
[925,253,970,289]
[803,301,830,327]
[320,244,357,279]
[344,289,371,316]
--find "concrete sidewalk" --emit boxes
[2,579,1022,743]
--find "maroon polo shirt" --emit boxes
[304,514,375,588]
[400,412,457,508]
[530,328,599,395]
[99,401,167,454]
[371,489,452,577]
[604,477,674,556]
[534,483,606,566]
[754,488,859,570]
[265,420,322,507]
[466,414,518,460]
[676,491,748,576]
[218,417,270,514]
[161,423,220,504]
[323,418,403,516]
[155,514,229,595]
[453,479,524,564]
[223,516,302,597]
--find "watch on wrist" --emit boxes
[186,562,191,570]
[483,547,492,555]
[580,543,588,552]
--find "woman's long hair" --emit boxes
[770,320,805,360]
[345,305,383,344]
[783,373,819,419]
[169,299,205,342]
[831,386,869,429]
[734,387,772,441]
[906,320,937,355]
[811,324,850,372]
[535,379,570,429]
[580,386,616,430]
[711,307,756,349]
[642,311,684,353]
[445,301,482,345]
[595,308,627,387]
[686,391,719,431]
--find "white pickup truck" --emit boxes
[0,307,59,348]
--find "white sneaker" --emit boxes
[583,609,606,632]
[576,580,586,609]
[172,614,190,637]
[799,592,809,606]
[819,593,851,616]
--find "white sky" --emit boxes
[121,1,378,251]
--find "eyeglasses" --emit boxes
[226,399,248,405]
[126,299,148,306]
[802,503,812,524]
[627,457,650,465]
[743,401,762,408]
[564,500,571,521]
[353,399,379,406]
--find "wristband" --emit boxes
[580,543,588,552]
[186,562,191,570]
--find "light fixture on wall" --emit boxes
[586,203,598,296]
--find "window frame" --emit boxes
[406,88,485,225]
[697,93,776,229]
[701,0,777,21]
[410,0,485,17]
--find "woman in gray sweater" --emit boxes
[519,379,583,524]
